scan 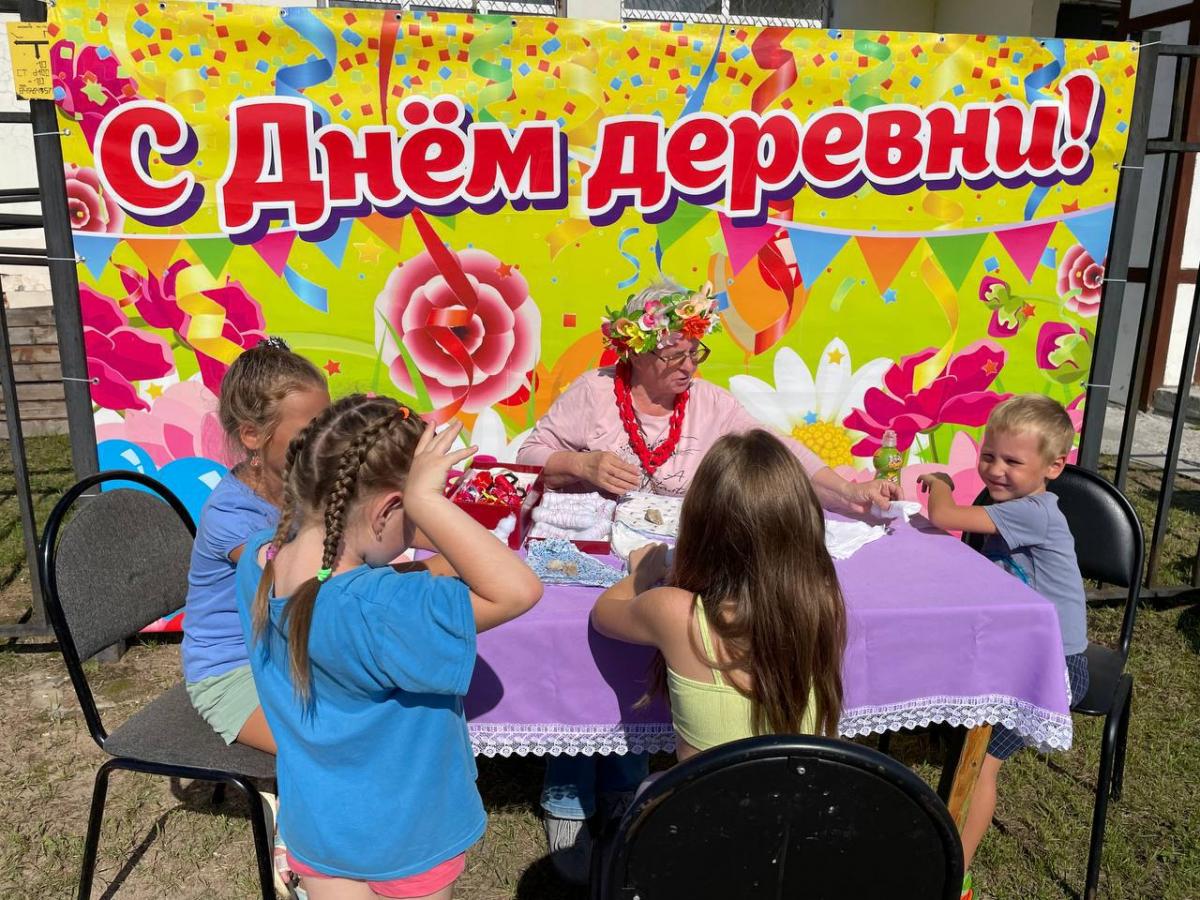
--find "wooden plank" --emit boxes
[10,344,61,365]
[946,725,992,833]
[4,306,55,327]
[0,399,70,419]
[0,418,70,439]
[11,363,63,382]
[6,324,59,345]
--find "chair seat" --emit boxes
[102,683,276,780]
[1071,643,1125,717]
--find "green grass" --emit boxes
[0,435,1197,898]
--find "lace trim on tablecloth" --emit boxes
[470,723,676,758]
[469,694,1073,756]
[839,693,1074,752]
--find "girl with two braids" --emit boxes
[235,394,542,900]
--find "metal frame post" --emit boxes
[19,0,99,480]
[1077,34,1159,471]
[0,277,45,637]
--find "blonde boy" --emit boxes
[917,394,1090,890]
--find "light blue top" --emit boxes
[983,492,1088,656]
[236,530,485,880]
[182,472,277,683]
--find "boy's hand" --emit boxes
[917,472,955,493]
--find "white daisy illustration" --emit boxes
[463,406,532,462]
[729,339,892,469]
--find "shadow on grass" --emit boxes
[96,777,271,900]
[1177,603,1200,654]
[514,854,587,900]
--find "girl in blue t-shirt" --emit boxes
[238,394,542,898]
[183,338,329,752]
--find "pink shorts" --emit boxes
[286,852,466,898]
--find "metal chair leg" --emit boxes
[877,731,892,756]
[1110,681,1133,802]
[1084,675,1131,900]
[228,775,275,900]
[78,759,116,900]
[212,783,226,807]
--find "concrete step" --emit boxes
[1153,386,1200,425]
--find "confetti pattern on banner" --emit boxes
[51,0,1137,547]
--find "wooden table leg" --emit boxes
[945,724,992,833]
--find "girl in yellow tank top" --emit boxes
[593,429,847,762]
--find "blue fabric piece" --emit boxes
[236,531,485,879]
[983,492,1088,655]
[183,473,277,683]
[541,753,650,819]
[527,539,624,587]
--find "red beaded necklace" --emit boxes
[613,362,689,477]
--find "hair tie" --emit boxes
[316,567,332,583]
[265,544,279,561]
[258,335,291,351]
[398,406,410,420]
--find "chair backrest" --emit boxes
[40,471,196,745]
[597,735,963,900]
[964,465,1143,659]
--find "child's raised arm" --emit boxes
[917,473,997,535]
[403,422,542,632]
[592,543,674,645]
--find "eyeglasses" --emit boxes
[653,343,711,367]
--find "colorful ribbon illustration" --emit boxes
[277,9,337,127]
[682,30,724,117]
[469,16,516,124]
[911,252,961,392]
[174,266,250,366]
[1021,39,1066,220]
[379,12,402,125]
[616,227,641,290]
[409,210,479,424]
[750,28,797,114]
[848,35,894,112]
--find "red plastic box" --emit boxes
[448,461,544,550]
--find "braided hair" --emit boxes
[252,393,424,699]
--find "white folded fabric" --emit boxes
[872,500,923,521]
[823,518,889,560]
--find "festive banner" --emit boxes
[52,1,1135,524]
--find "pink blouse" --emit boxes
[516,368,826,496]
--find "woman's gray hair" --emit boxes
[621,278,688,317]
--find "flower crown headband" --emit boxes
[599,283,721,357]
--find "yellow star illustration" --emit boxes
[827,348,845,364]
[146,383,164,400]
[354,241,384,264]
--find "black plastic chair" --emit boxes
[39,471,277,900]
[593,735,963,900]
[964,464,1142,899]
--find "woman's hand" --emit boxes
[405,421,477,508]
[575,450,642,495]
[840,478,903,514]
[629,542,670,592]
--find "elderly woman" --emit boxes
[516,279,900,882]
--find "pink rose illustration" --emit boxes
[375,248,541,412]
[1057,244,1105,317]
[80,284,174,412]
[118,260,266,394]
[843,341,1011,456]
[65,163,124,234]
[52,41,140,149]
[96,380,232,467]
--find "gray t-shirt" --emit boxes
[982,492,1088,655]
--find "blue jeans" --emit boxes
[540,753,649,820]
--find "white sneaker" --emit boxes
[544,813,592,885]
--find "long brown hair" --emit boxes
[661,429,847,737]
[218,337,326,462]
[251,393,425,699]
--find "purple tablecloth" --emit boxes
[465,517,1073,757]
